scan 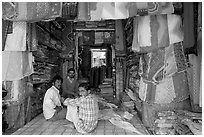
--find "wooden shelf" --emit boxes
[36,23,62,42]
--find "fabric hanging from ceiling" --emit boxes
[140,42,187,83]
[139,71,189,104]
[2,20,13,51]
[128,2,174,16]
[27,23,38,51]
[138,42,188,104]
[132,14,183,53]
[2,51,34,81]
[2,2,62,22]
[77,2,174,21]
[4,22,27,51]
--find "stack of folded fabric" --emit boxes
[153,111,177,135]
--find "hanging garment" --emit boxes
[139,71,189,104]
[4,22,27,51]
[132,14,183,53]
[2,2,62,22]
[140,43,187,83]
[2,51,33,81]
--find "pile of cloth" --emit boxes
[153,111,177,135]
[175,110,202,135]
[98,108,142,135]
[97,96,142,135]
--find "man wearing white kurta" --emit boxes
[43,75,66,121]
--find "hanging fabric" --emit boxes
[78,2,174,21]
[139,71,189,104]
[4,22,27,51]
[77,2,90,21]
[2,20,13,51]
[140,43,187,83]
[128,2,174,16]
[27,23,38,51]
[2,51,34,81]
[2,2,62,22]
[132,14,183,53]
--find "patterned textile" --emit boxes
[2,2,62,22]
[129,2,174,16]
[140,43,187,84]
[132,14,183,53]
[139,71,189,104]
[2,51,33,81]
[4,22,27,51]
[78,2,174,21]
[66,94,99,133]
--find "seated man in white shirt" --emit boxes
[43,75,66,121]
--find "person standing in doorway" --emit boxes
[43,75,66,121]
[62,68,79,99]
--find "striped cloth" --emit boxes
[68,94,99,133]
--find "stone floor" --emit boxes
[11,113,150,135]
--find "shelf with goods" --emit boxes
[123,17,143,115]
[30,22,63,119]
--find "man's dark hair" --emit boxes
[52,75,63,83]
[78,83,89,90]
[67,68,75,73]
